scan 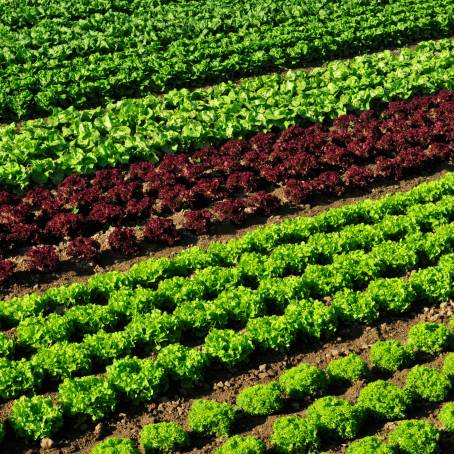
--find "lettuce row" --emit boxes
[1,0,452,123]
[0,245,452,404]
[4,320,453,446]
[3,225,453,395]
[0,38,453,188]
[2,172,454,325]
[11,201,452,350]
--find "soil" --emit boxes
[1,295,453,453]
[2,166,452,301]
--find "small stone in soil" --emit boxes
[40,438,54,450]
[259,364,267,372]
[94,422,103,437]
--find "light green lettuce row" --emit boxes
[0,38,453,189]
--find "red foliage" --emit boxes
[144,217,180,246]
[92,168,124,189]
[26,245,59,273]
[106,182,142,203]
[158,184,190,213]
[343,165,375,188]
[7,223,40,245]
[0,90,452,282]
[128,161,155,181]
[0,260,15,285]
[311,171,345,196]
[246,192,281,216]
[67,237,101,263]
[226,172,260,193]
[284,180,313,204]
[126,197,152,219]
[45,213,84,239]
[212,199,247,225]
[183,209,213,235]
[57,174,88,200]
[87,203,124,225]
[108,227,139,256]
[0,191,11,205]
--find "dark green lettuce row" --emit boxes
[0,0,453,123]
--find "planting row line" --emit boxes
[1,38,453,189]
[2,172,453,323]
[0,0,145,28]
[1,321,453,447]
[9,215,454,351]
[90,415,450,454]
[148,358,454,453]
[1,0,433,69]
[0,91,451,281]
[1,243,452,401]
[2,192,453,327]
[0,0,451,121]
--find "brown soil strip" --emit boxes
[2,167,452,301]
[1,297,453,454]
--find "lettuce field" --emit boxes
[0,0,453,453]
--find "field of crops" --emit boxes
[0,0,453,453]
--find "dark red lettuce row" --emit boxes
[0,90,452,281]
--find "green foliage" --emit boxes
[126,310,182,348]
[405,366,451,402]
[326,354,369,385]
[271,416,319,454]
[409,267,452,304]
[156,344,207,389]
[187,399,236,437]
[284,299,337,338]
[236,382,284,416]
[0,422,4,444]
[2,173,453,335]
[364,278,416,314]
[16,313,74,349]
[91,437,139,454]
[173,299,230,334]
[203,329,254,367]
[216,435,266,454]
[108,287,163,316]
[407,322,452,355]
[357,380,411,420]
[346,436,393,454]
[3,36,454,190]
[331,288,380,324]
[58,376,116,421]
[0,358,42,399]
[0,333,14,357]
[140,422,188,453]
[64,304,120,335]
[106,357,166,402]
[83,330,135,364]
[306,396,364,439]
[279,363,328,399]
[32,341,92,380]
[442,352,454,379]
[10,396,63,440]
[387,419,439,454]
[369,340,414,373]
[246,315,296,352]
[438,402,454,433]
